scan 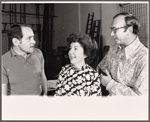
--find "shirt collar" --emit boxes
[10,47,31,58]
[71,63,87,71]
[124,36,141,59]
[10,47,18,57]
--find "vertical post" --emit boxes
[9,4,12,25]
[42,4,49,55]
[24,4,26,23]
[14,4,17,23]
[36,4,41,49]
[20,4,22,23]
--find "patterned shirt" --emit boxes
[55,64,101,96]
[97,36,148,96]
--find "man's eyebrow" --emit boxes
[110,27,115,29]
[74,46,79,48]
[27,36,34,38]
[70,45,79,47]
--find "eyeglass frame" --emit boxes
[110,25,131,33]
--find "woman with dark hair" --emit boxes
[55,33,101,96]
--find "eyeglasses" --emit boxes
[110,25,130,33]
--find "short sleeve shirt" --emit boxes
[2,48,44,95]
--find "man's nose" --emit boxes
[32,39,36,44]
[111,31,115,37]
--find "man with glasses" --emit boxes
[97,12,148,96]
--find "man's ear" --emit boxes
[12,38,20,46]
[84,54,87,59]
[127,26,133,34]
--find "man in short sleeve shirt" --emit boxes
[2,24,47,95]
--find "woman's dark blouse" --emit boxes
[55,64,101,96]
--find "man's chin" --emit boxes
[115,40,120,44]
[29,48,35,53]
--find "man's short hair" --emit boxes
[7,23,32,46]
[113,12,140,35]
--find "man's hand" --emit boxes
[100,69,112,87]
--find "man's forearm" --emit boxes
[42,79,47,94]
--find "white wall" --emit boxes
[101,4,120,47]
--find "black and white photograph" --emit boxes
[1,1,149,121]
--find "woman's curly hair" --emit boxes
[67,33,98,65]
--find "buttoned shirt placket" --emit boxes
[117,47,127,85]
